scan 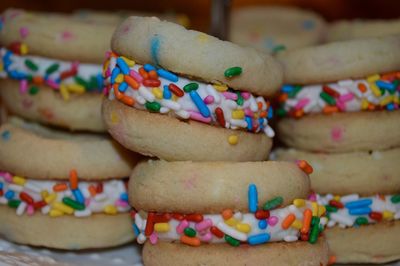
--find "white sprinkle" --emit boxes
[161,99,181,111]
[216,222,247,241]
[74,209,92,217]
[138,86,155,102]
[8,184,23,192]
[16,201,27,216]
[340,194,359,203]
[330,213,353,227]
[137,233,146,244]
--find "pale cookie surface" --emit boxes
[328,19,400,42]
[129,160,309,213]
[111,16,283,96]
[0,251,69,266]
[277,111,400,153]
[0,207,134,250]
[275,147,400,195]
[0,79,106,132]
[230,6,326,53]
[0,118,139,179]
[277,35,400,84]
[142,239,329,266]
[325,221,400,264]
[103,99,272,161]
[0,8,115,64]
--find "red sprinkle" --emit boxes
[297,160,313,174]
[96,183,103,194]
[8,42,22,55]
[172,213,185,221]
[168,84,184,97]
[255,210,270,220]
[210,226,224,238]
[143,79,161,87]
[154,213,172,223]
[0,190,3,197]
[33,200,47,209]
[20,192,34,205]
[369,211,383,221]
[185,214,203,222]
[300,233,309,241]
[60,68,78,80]
[145,212,155,236]
[323,85,340,98]
[329,200,344,209]
[215,107,226,127]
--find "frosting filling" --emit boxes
[276,72,400,118]
[0,45,103,100]
[0,171,130,217]
[104,52,275,137]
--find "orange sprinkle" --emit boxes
[381,72,397,81]
[32,76,44,85]
[221,209,233,220]
[113,84,124,100]
[69,169,78,190]
[323,105,339,114]
[110,51,118,58]
[124,75,140,90]
[293,109,304,118]
[301,209,312,234]
[88,185,97,197]
[297,160,313,174]
[121,95,135,106]
[53,183,68,192]
[259,111,267,118]
[148,70,158,80]
[368,103,376,111]
[328,255,337,265]
[357,83,367,93]
[278,93,288,103]
[378,194,386,200]
[139,67,149,79]
[257,102,263,110]
[180,235,201,246]
[281,213,296,229]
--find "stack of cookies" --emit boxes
[102,16,329,265]
[0,9,140,250]
[275,35,400,263]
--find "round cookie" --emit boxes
[111,16,283,96]
[142,237,329,266]
[0,79,106,132]
[129,160,310,213]
[0,251,68,266]
[230,6,326,53]
[103,99,272,162]
[275,147,400,196]
[277,111,400,153]
[327,19,400,42]
[325,221,400,264]
[277,35,400,85]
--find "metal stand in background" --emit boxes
[210,0,232,40]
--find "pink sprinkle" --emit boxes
[241,92,251,100]
[19,80,28,94]
[339,93,354,102]
[203,95,214,104]
[19,27,29,38]
[176,220,189,234]
[199,232,213,242]
[85,198,91,207]
[295,98,310,110]
[222,92,238,100]
[26,205,34,216]
[115,199,129,208]
[129,69,143,83]
[331,126,343,142]
[268,216,279,226]
[195,218,212,231]
[189,111,212,124]
[71,61,79,70]
[60,31,74,41]
[244,108,254,117]
[308,193,317,201]
[1,172,12,182]
[336,100,346,111]
[46,79,59,89]
[102,86,110,95]
[149,232,158,245]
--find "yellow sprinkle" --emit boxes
[293,199,305,207]
[177,15,190,28]
[228,135,238,145]
[235,223,251,233]
[12,176,26,186]
[103,59,110,73]
[225,217,238,227]
[154,223,170,232]
[20,44,28,55]
[115,73,124,83]
[318,205,326,217]
[366,74,380,83]
[60,84,70,101]
[121,56,135,67]
[380,95,394,106]
[0,63,3,72]
[291,220,303,230]
[67,84,85,94]
[172,94,178,101]
[361,99,369,110]
[104,205,118,215]
[110,111,119,124]
[53,202,74,215]
[232,110,244,119]
[44,193,56,204]
[311,202,318,217]
[394,96,400,105]
[333,195,341,201]
[383,210,394,220]
[152,87,163,99]
[49,209,64,217]
[213,84,228,92]
[41,190,49,199]
[369,83,382,97]
[197,33,209,43]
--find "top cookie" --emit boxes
[0,8,116,64]
[111,16,283,96]
[230,6,326,53]
[277,35,400,85]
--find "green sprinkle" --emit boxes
[45,63,60,75]
[8,199,21,208]
[272,44,286,54]
[355,217,368,226]
[311,216,320,226]
[319,224,324,233]
[62,197,85,210]
[236,92,244,106]
[320,92,336,105]
[88,76,98,90]
[74,76,89,88]
[308,224,319,244]
[225,235,240,246]
[26,74,33,82]
[145,101,161,112]
[288,85,302,98]
[276,108,287,117]
[391,194,400,204]
[183,82,199,92]
[24,59,38,71]
[263,196,283,210]
[29,86,39,95]
[224,66,242,78]
[325,205,337,213]
[380,88,385,96]
[184,227,196,237]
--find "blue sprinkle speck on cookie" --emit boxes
[150,34,161,66]
[1,130,10,141]
[302,20,315,30]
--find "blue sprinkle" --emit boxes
[189,90,211,118]
[248,233,270,245]
[345,199,373,209]
[376,80,395,91]
[120,192,129,202]
[267,107,273,119]
[118,82,128,92]
[349,207,372,215]
[96,73,104,90]
[248,184,258,213]
[150,35,161,65]
[0,182,3,190]
[386,103,395,111]
[5,190,14,200]
[258,118,264,130]
[0,20,3,31]
[258,220,267,230]
[55,77,61,84]
[72,189,85,204]
[163,85,172,99]
[144,64,156,72]
[1,130,10,141]
[157,69,178,82]
[302,20,315,30]
[9,70,26,80]
[245,116,252,131]
[117,57,130,75]
[133,223,140,237]
[111,67,121,84]
[281,85,294,93]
